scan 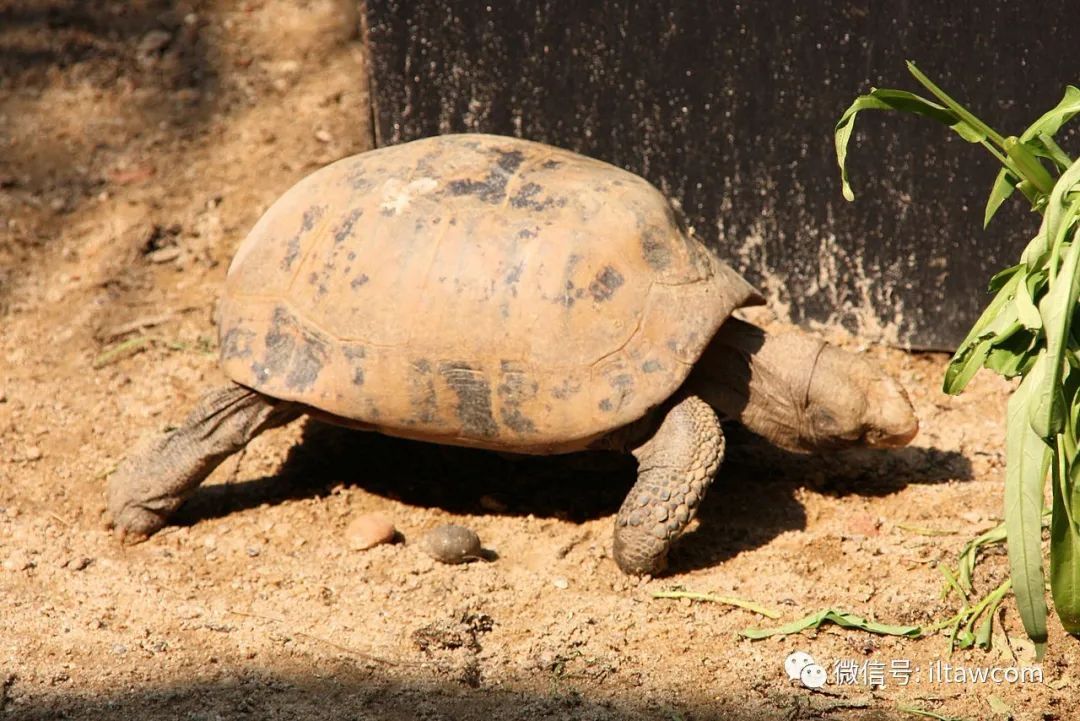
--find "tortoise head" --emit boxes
[798,344,919,451]
[694,320,918,452]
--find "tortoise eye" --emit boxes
[811,408,840,436]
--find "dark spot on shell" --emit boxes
[448,175,506,204]
[333,208,363,245]
[509,182,565,212]
[597,372,635,413]
[380,207,396,217]
[541,159,561,170]
[440,362,498,438]
[343,345,366,386]
[445,149,525,205]
[551,377,581,400]
[641,228,672,270]
[642,360,662,373]
[495,148,525,173]
[557,281,576,308]
[346,251,357,261]
[281,205,326,272]
[308,272,319,285]
[589,266,625,302]
[598,399,613,412]
[501,408,535,434]
[509,182,541,208]
[220,326,256,360]
[351,273,369,290]
[497,361,538,434]
[407,359,437,424]
[504,262,524,297]
[517,227,537,239]
[346,165,373,191]
[449,218,457,226]
[251,306,328,392]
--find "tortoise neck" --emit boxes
[687,318,814,449]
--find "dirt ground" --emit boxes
[1,2,1078,720]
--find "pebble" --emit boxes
[418,524,482,565]
[24,446,42,462]
[314,129,332,143]
[346,513,397,551]
[552,577,569,590]
[146,246,181,264]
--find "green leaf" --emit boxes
[944,338,994,395]
[1051,443,1080,633]
[835,89,984,201]
[1030,164,1080,439]
[1015,273,1043,331]
[740,608,921,640]
[988,263,1024,292]
[1004,137,1055,196]
[945,272,1024,394]
[1018,85,1080,145]
[1032,132,1074,172]
[1022,214,1052,273]
[1004,358,1051,656]
[905,61,1003,146]
[985,329,1038,378]
[985,169,1020,228]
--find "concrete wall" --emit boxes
[365,0,1080,349]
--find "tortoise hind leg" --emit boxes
[613,395,725,575]
[107,384,302,540]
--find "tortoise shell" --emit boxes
[219,134,762,453]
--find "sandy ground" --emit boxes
[1,2,1079,719]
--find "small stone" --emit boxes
[314,129,332,143]
[418,524,482,565]
[146,246,181,264]
[24,446,42,462]
[346,513,397,551]
[552,577,569,590]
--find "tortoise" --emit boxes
[107,134,918,575]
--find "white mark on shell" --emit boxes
[380,177,439,215]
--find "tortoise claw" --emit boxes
[113,524,150,545]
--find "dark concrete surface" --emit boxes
[365,0,1080,349]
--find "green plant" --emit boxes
[836,62,1080,657]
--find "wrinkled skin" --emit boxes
[690,319,918,453]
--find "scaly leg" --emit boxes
[107,384,301,540]
[613,395,724,575]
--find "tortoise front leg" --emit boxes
[107,384,302,540]
[613,395,724,575]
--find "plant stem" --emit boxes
[907,61,1007,148]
